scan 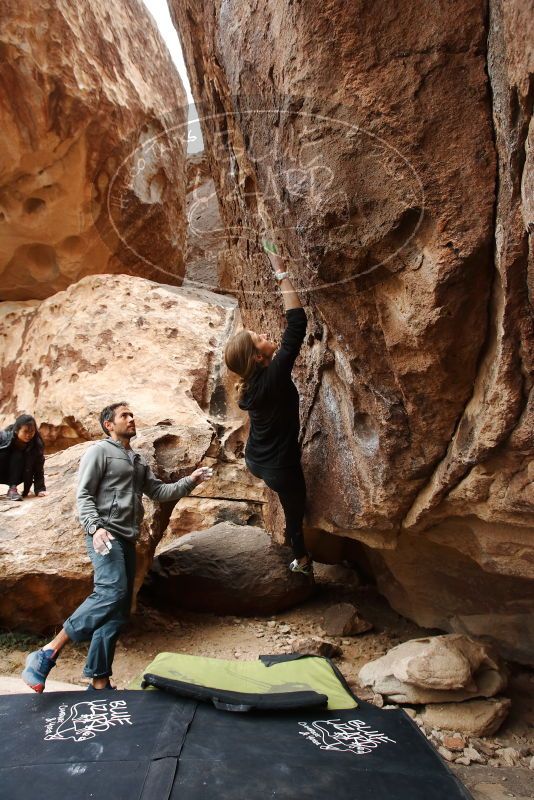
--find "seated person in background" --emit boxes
[0,414,46,501]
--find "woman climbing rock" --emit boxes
[0,414,47,501]
[224,240,312,575]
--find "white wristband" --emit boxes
[275,271,289,282]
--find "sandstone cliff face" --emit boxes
[0,0,188,300]
[0,274,242,444]
[170,0,534,661]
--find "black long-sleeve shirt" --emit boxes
[239,307,307,469]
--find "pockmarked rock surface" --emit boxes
[0,0,188,300]
[0,426,207,633]
[0,275,267,631]
[0,274,238,448]
[421,697,512,737]
[170,0,534,660]
[146,522,314,616]
[358,635,507,704]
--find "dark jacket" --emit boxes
[239,307,307,469]
[0,425,46,495]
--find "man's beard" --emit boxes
[124,429,136,439]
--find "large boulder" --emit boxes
[169,0,534,661]
[0,0,188,301]
[145,522,314,616]
[0,271,265,543]
[358,635,507,704]
[170,0,496,533]
[0,426,206,633]
[0,275,267,631]
[0,274,238,448]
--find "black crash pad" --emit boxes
[0,689,472,800]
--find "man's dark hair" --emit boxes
[100,402,129,435]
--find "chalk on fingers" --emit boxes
[262,239,278,255]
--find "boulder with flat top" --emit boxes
[170,0,534,665]
[145,522,314,616]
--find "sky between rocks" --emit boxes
[141,0,204,153]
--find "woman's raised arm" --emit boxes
[263,240,302,311]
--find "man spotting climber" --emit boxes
[22,402,213,692]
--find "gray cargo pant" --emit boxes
[63,533,136,678]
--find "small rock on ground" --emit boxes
[323,602,372,636]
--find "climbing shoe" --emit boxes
[7,486,23,501]
[22,648,57,693]
[289,558,313,576]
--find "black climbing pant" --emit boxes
[0,447,25,488]
[246,460,308,559]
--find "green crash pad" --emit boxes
[129,652,357,711]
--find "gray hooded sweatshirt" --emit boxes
[77,438,195,541]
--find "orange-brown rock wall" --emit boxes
[184,152,226,290]
[0,0,189,300]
